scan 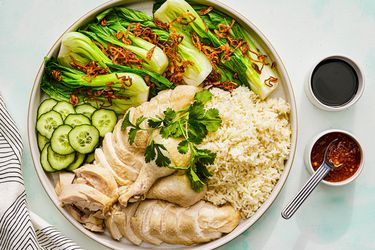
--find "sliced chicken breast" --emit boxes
[111,203,142,245]
[95,148,132,186]
[105,214,123,240]
[128,200,240,245]
[131,200,163,245]
[54,172,75,196]
[65,205,104,232]
[178,201,215,243]
[102,133,139,181]
[147,200,167,243]
[74,164,118,198]
[112,120,144,172]
[158,204,181,244]
[59,184,113,214]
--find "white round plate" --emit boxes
[28,1,297,249]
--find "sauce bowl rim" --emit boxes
[305,55,365,112]
[304,128,364,186]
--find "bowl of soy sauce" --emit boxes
[305,55,364,111]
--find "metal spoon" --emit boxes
[281,139,339,219]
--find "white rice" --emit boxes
[201,87,291,218]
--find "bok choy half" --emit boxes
[41,59,149,114]
[154,0,279,99]
[95,7,212,86]
[81,23,169,74]
[58,32,112,68]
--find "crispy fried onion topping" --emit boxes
[107,43,143,67]
[129,20,194,84]
[70,60,109,78]
[264,76,278,87]
[51,70,62,81]
[203,70,238,91]
[199,6,214,15]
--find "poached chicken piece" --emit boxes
[146,174,207,207]
[120,200,240,245]
[117,85,199,205]
[56,85,241,246]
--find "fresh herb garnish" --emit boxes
[145,139,171,167]
[121,111,147,145]
[185,143,216,192]
[122,89,221,192]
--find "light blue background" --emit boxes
[1,0,375,249]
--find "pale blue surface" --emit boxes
[1,0,375,249]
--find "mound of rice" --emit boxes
[201,87,291,218]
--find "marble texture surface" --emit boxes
[0,0,374,249]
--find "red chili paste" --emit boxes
[311,132,361,182]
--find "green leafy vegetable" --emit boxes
[41,59,149,113]
[145,139,171,167]
[97,6,212,86]
[186,145,215,192]
[194,89,212,104]
[108,63,174,97]
[154,0,279,99]
[121,111,147,144]
[154,0,248,85]
[177,140,189,154]
[82,23,169,74]
[193,4,279,99]
[57,32,112,68]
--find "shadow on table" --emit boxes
[291,169,356,250]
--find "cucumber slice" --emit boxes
[75,104,97,118]
[37,99,57,118]
[91,109,117,137]
[65,114,91,128]
[66,153,86,171]
[50,125,74,155]
[36,111,63,139]
[68,125,99,154]
[40,144,56,172]
[53,101,75,120]
[85,152,95,163]
[47,146,75,170]
[37,133,49,152]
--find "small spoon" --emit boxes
[281,139,339,219]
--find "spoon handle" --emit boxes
[281,163,331,219]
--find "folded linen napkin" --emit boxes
[0,95,82,250]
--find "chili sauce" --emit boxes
[311,132,361,182]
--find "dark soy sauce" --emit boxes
[311,59,358,106]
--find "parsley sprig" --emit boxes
[145,139,171,167]
[121,90,221,192]
[121,111,147,145]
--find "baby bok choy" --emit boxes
[194,5,279,99]
[154,0,279,99]
[81,23,169,74]
[96,7,212,86]
[41,59,149,113]
[56,31,173,96]
[57,32,112,69]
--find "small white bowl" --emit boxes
[305,55,365,111]
[304,129,364,186]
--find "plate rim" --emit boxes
[27,0,298,249]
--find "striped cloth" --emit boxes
[0,95,82,250]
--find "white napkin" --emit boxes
[0,95,82,250]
